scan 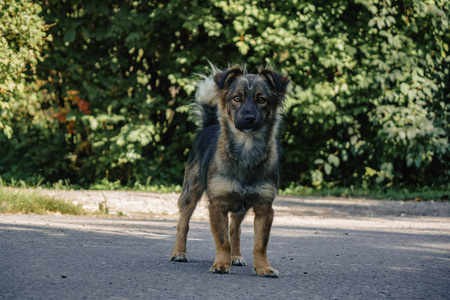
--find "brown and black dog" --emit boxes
[170,65,290,277]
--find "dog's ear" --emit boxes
[214,66,244,90]
[259,68,290,95]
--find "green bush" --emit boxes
[0,0,68,183]
[278,0,450,189]
[1,0,449,190]
[0,0,47,138]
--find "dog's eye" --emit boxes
[257,97,266,104]
[233,95,241,102]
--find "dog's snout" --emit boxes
[235,112,261,133]
[234,98,263,133]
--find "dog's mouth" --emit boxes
[235,122,262,134]
[240,128,256,133]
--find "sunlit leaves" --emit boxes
[1,0,449,189]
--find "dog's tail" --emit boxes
[191,69,220,129]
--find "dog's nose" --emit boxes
[244,114,256,124]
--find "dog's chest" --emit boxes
[207,173,277,210]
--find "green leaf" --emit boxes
[407,156,414,167]
[236,41,249,55]
[328,154,340,167]
[324,163,332,175]
[414,156,422,168]
[311,170,323,186]
[2,125,13,139]
[63,28,76,44]
[406,129,416,140]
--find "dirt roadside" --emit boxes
[32,189,450,220]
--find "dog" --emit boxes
[170,65,290,277]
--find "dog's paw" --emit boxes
[253,266,279,278]
[209,263,231,274]
[231,256,246,266]
[170,252,188,262]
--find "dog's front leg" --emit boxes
[252,204,279,278]
[208,199,231,274]
[230,212,247,266]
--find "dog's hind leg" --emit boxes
[230,212,247,266]
[171,170,202,262]
[252,204,279,278]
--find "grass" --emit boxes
[0,188,86,215]
[279,184,450,201]
[0,177,183,193]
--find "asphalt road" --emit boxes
[1,195,449,299]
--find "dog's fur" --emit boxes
[170,65,290,277]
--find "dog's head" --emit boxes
[213,66,290,133]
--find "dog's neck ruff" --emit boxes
[221,118,276,169]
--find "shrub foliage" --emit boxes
[0,0,46,138]
[1,0,449,189]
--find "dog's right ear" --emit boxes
[214,66,244,90]
[259,68,290,95]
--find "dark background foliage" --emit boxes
[1,0,449,191]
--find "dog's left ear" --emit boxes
[259,69,290,95]
[214,66,244,90]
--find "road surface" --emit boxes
[0,191,449,299]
